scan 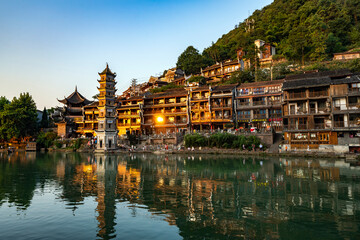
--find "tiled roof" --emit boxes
[58,86,92,105]
[212,84,237,92]
[98,63,116,76]
[283,70,354,90]
[238,79,284,88]
[285,70,351,81]
[145,89,187,99]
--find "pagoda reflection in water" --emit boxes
[1,153,360,239]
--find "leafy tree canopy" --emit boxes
[202,0,360,64]
[176,46,207,75]
[0,92,38,140]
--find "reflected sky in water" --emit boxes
[0,152,359,239]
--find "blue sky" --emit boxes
[0,0,273,109]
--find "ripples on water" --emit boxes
[0,152,359,239]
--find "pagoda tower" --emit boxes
[95,64,118,151]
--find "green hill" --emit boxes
[203,0,360,64]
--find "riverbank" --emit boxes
[2,147,359,161]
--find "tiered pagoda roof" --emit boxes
[57,86,93,105]
[98,63,116,76]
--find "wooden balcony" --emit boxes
[253,101,266,106]
[212,104,232,108]
[309,107,330,114]
[308,90,328,98]
[288,92,306,99]
[283,124,308,130]
[253,114,267,119]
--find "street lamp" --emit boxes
[156,116,164,124]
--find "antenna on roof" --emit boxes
[75,85,77,92]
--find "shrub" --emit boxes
[185,133,262,150]
[54,140,62,149]
[73,138,82,150]
[36,131,58,148]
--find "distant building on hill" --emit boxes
[333,50,360,61]
[201,39,276,83]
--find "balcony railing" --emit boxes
[333,103,360,111]
[238,115,251,119]
[253,114,267,119]
[253,101,266,106]
[309,107,329,114]
[349,88,360,93]
[314,123,325,129]
[238,102,251,106]
[269,100,281,105]
[213,116,231,120]
[308,91,328,97]
[334,120,360,128]
[269,114,282,118]
[283,124,308,130]
[212,104,231,108]
[288,92,306,99]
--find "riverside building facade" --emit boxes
[236,80,283,132]
[282,70,360,152]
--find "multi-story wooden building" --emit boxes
[254,39,276,68]
[189,86,211,130]
[201,60,240,83]
[76,101,99,137]
[236,80,283,132]
[210,85,237,129]
[142,89,189,134]
[282,70,360,152]
[116,96,143,135]
[189,85,237,130]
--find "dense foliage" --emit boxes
[40,107,49,128]
[0,93,38,141]
[176,46,213,75]
[184,133,261,150]
[204,0,360,64]
[36,131,58,148]
[188,75,206,85]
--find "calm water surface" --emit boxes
[0,152,360,239]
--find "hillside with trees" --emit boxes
[177,0,360,76]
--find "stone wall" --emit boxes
[338,132,360,145]
[254,133,274,145]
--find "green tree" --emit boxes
[176,46,205,75]
[40,107,49,128]
[188,76,207,85]
[0,96,9,111]
[0,93,38,140]
[227,70,254,84]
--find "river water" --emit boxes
[0,152,359,239]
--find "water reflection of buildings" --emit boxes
[3,153,359,239]
[95,154,117,239]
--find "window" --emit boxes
[254,87,264,94]
[238,88,249,95]
[319,133,329,142]
[238,111,250,119]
